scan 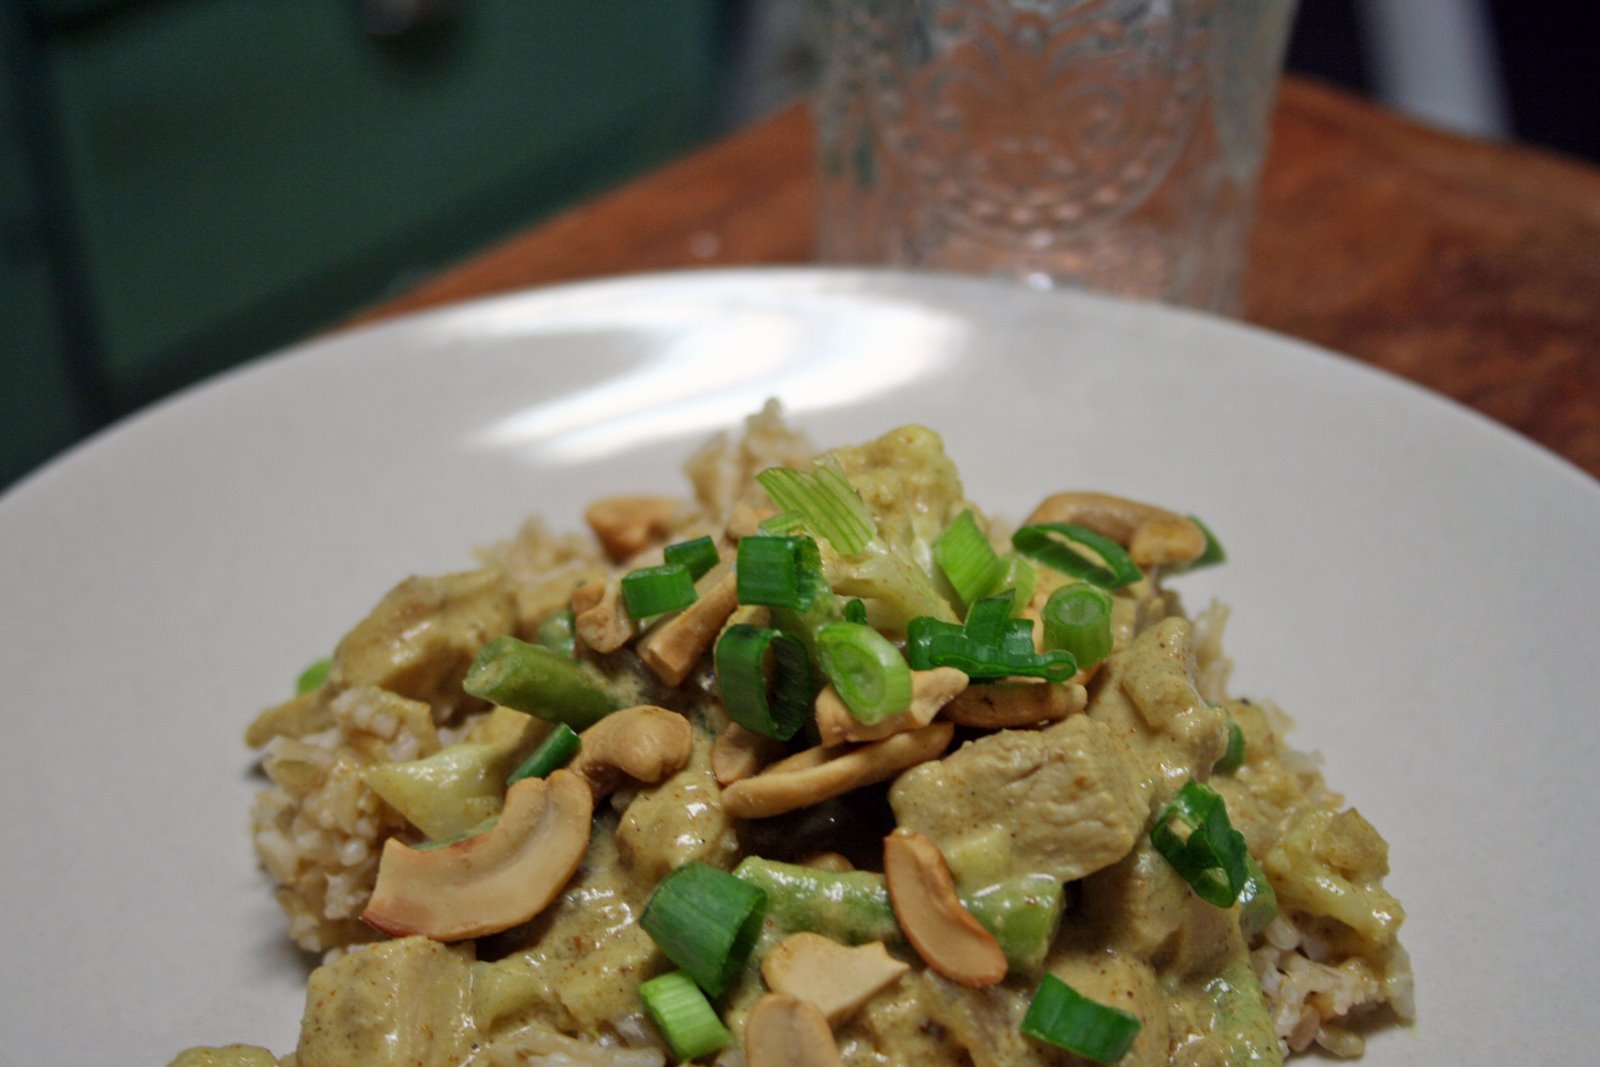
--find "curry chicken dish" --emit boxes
[172,406,1412,1067]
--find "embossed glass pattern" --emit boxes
[814,0,1298,312]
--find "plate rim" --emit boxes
[5,267,1595,514]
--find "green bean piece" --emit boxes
[735,857,1064,973]
[732,858,900,946]
[463,635,621,730]
[1205,953,1285,1066]
[1237,854,1278,939]
[534,608,576,659]
[963,874,1065,974]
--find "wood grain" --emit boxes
[355,77,1600,480]
[1249,80,1600,480]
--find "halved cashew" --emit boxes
[571,579,637,654]
[1025,491,1206,567]
[761,933,909,1026]
[722,723,954,819]
[712,722,786,786]
[815,667,969,746]
[767,745,828,775]
[745,993,844,1067]
[362,769,592,941]
[584,495,681,562]
[941,680,1087,729]
[883,829,1007,988]
[568,705,693,799]
[801,852,855,872]
[637,566,737,686]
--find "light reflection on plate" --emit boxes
[1,269,1595,1065]
[473,291,967,461]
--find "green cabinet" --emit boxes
[3,0,727,488]
[2,127,82,485]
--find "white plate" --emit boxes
[2,270,1596,1064]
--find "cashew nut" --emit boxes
[362,769,592,941]
[571,579,637,654]
[568,705,693,799]
[722,723,954,819]
[744,993,844,1067]
[1025,491,1206,566]
[815,667,969,746]
[584,495,682,562]
[801,852,855,872]
[637,565,738,686]
[712,722,785,786]
[761,933,909,1026]
[883,829,1007,988]
[941,679,1087,729]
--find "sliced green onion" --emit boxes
[756,464,877,555]
[463,635,621,730]
[996,553,1037,613]
[1021,974,1142,1064]
[1184,515,1227,571]
[934,509,1005,605]
[640,861,768,997]
[1237,853,1278,938]
[1213,716,1246,775]
[713,624,812,740]
[905,614,953,670]
[1150,780,1250,908]
[906,612,1077,682]
[638,971,732,1061]
[621,563,698,619]
[1013,523,1142,589]
[736,535,823,611]
[534,607,576,658]
[844,598,868,624]
[295,657,331,695]
[1041,584,1114,667]
[758,510,808,536]
[962,594,1014,648]
[505,723,581,786]
[664,535,720,580]
[928,630,1076,682]
[1000,618,1038,659]
[816,622,912,724]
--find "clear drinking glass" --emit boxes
[813,0,1299,313]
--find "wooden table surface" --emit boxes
[359,77,1600,481]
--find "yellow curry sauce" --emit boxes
[172,415,1410,1067]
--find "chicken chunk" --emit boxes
[1045,949,1171,1067]
[332,569,515,713]
[1087,616,1231,802]
[616,761,739,883]
[294,938,475,1067]
[166,1047,279,1067]
[842,970,1072,1067]
[1077,838,1192,958]
[890,717,1146,884]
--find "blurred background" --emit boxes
[2,0,1594,491]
